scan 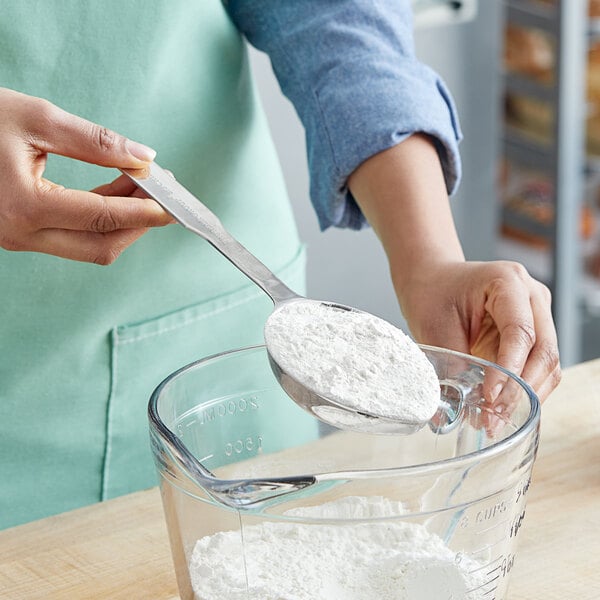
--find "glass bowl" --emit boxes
[149,344,539,600]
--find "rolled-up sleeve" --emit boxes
[226,0,462,231]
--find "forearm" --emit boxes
[347,133,465,298]
[228,0,462,231]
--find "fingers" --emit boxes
[0,89,169,263]
[532,363,562,402]
[90,174,176,224]
[21,95,155,168]
[486,267,537,380]
[29,228,149,265]
[517,283,561,402]
[91,173,142,197]
[0,173,173,263]
[478,265,560,438]
[34,179,173,232]
[478,264,537,403]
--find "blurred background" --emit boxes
[249,0,596,367]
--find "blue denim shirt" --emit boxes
[227,0,462,231]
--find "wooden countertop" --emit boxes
[1,359,599,599]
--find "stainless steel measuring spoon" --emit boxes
[122,162,436,435]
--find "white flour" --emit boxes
[189,496,484,599]
[264,301,440,423]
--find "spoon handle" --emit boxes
[121,163,298,305]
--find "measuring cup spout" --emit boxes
[206,476,318,510]
[150,413,319,511]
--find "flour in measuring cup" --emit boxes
[264,302,440,423]
[188,496,485,600]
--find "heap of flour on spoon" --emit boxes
[264,301,440,423]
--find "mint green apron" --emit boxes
[0,1,309,529]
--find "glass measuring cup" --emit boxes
[149,345,539,600]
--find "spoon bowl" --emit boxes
[265,298,440,434]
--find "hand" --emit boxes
[0,87,172,264]
[348,134,561,409]
[396,260,561,404]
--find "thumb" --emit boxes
[27,99,155,168]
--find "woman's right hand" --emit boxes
[0,87,172,264]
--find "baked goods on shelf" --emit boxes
[504,24,554,82]
[501,1,600,288]
[504,22,600,155]
[500,161,596,248]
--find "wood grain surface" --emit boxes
[510,358,600,599]
[0,488,177,600]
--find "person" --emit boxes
[0,1,560,530]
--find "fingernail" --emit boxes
[126,140,156,162]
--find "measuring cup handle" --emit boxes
[431,366,485,434]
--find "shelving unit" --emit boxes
[499,0,592,366]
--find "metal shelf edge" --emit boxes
[506,1,557,33]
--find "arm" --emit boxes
[229,0,560,401]
[348,134,560,403]
[227,0,461,230]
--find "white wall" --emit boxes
[248,1,501,333]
